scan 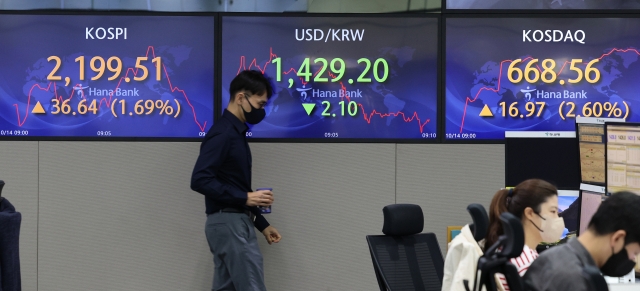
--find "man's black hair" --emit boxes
[229,70,275,102]
[588,191,640,244]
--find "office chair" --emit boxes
[0,179,22,291]
[465,212,525,291]
[366,204,445,291]
[467,204,489,243]
[0,180,4,202]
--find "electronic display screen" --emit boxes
[221,16,439,140]
[446,17,640,140]
[579,190,604,235]
[558,194,579,239]
[606,123,640,195]
[505,135,581,189]
[578,123,606,185]
[0,14,214,138]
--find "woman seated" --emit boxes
[484,179,564,291]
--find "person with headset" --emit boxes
[484,179,565,291]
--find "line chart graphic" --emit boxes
[222,16,438,139]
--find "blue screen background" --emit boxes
[0,15,214,138]
[446,18,640,140]
[222,16,438,140]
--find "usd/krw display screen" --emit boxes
[222,16,439,140]
[446,17,640,140]
[0,14,214,138]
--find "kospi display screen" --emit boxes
[446,17,640,140]
[221,16,439,140]
[0,14,214,139]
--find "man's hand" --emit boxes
[246,190,274,207]
[261,226,282,245]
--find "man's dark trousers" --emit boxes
[205,212,266,291]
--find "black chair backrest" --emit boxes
[367,204,444,291]
[502,262,524,291]
[467,204,489,242]
[367,233,445,291]
[498,212,525,259]
[582,265,609,291]
[382,204,424,236]
[471,212,525,291]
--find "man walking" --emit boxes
[191,70,282,291]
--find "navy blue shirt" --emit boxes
[190,109,269,232]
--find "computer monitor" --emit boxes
[577,120,607,185]
[578,190,605,236]
[576,117,624,185]
[605,122,640,196]
[557,190,579,240]
[505,132,580,189]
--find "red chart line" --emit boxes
[13,46,208,132]
[459,48,640,133]
[237,47,431,133]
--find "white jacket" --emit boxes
[441,224,484,291]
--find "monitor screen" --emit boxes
[558,193,580,239]
[506,136,581,189]
[578,123,606,185]
[579,190,604,235]
[445,17,638,140]
[221,16,439,140]
[0,14,215,139]
[606,123,640,195]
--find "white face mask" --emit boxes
[531,213,565,243]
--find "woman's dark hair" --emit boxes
[483,179,558,251]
